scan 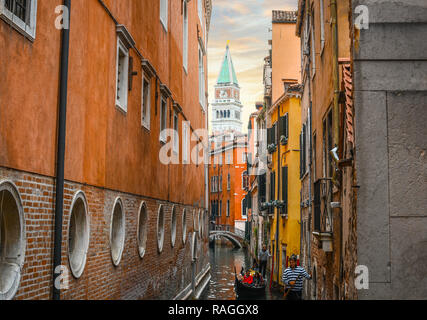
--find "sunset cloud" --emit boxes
[208,0,298,133]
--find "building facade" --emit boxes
[261,10,302,288]
[296,0,356,300]
[352,0,427,299]
[209,132,248,234]
[0,0,212,300]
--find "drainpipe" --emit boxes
[275,105,280,284]
[53,0,71,301]
[331,0,340,181]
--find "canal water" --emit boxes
[200,246,283,300]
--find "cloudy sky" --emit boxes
[207,0,298,133]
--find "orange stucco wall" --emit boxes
[0,0,208,207]
[209,138,247,227]
[272,21,301,103]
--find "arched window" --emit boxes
[227,110,230,118]
[242,198,247,218]
[242,171,249,190]
[68,191,90,278]
[0,181,25,300]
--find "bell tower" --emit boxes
[211,42,243,133]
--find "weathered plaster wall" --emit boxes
[353,0,427,299]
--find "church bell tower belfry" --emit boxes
[211,42,243,133]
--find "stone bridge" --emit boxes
[209,229,245,249]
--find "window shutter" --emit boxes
[302,124,307,175]
[259,173,266,203]
[270,172,276,201]
[282,166,288,214]
[300,132,303,178]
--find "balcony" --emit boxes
[312,178,333,252]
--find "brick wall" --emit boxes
[0,167,209,300]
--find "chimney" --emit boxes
[282,79,298,92]
[255,101,263,110]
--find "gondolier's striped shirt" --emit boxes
[282,266,311,292]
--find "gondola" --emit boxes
[234,267,266,298]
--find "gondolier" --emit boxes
[258,245,271,278]
[282,254,311,300]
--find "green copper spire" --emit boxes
[217,42,239,85]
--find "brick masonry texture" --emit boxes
[0,167,209,300]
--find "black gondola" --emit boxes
[234,267,266,298]
[234,278,266,297]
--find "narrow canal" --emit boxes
[200,246,283,300]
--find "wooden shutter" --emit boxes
[282,166,288,215]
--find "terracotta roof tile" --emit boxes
[342,64,354,146]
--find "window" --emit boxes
[137,202,148,258]
[110,198,125,266]
[280,114,289,143]
[183,0,188,71]
[242,171,249,190]
[313,133,317,181]
[0,181,25,300]
[0,0,37,40]
[160,96,167,143]
[319,0,325,53]
[173,112,179,154]
[68,191,90,278]
[242,198,247,218]
[219,200,222,217]
[198,47,205,110]
[198,0,203,24]
[227,174,231,190]
[157,205,165,253]
[115,38,129,112]
[182,209,187,244]
[226,200,230,217]
[142,76,151,129]
[219,175,222,192]
[311,17,316,77]
[160,0,168,31]
[182,121,189,164]
[171,206,177,247]
[300,123,307,177]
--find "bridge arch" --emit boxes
[209,231,242,249]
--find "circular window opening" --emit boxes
[182,209,187,244]
[191,232,198,262]
[0,181,25,300]
[171,206,177,248]
[68,191,90,278]
[197,210,202,238]
[137,202,148,258]
[157,205,165,253]
[110,198,125,266]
